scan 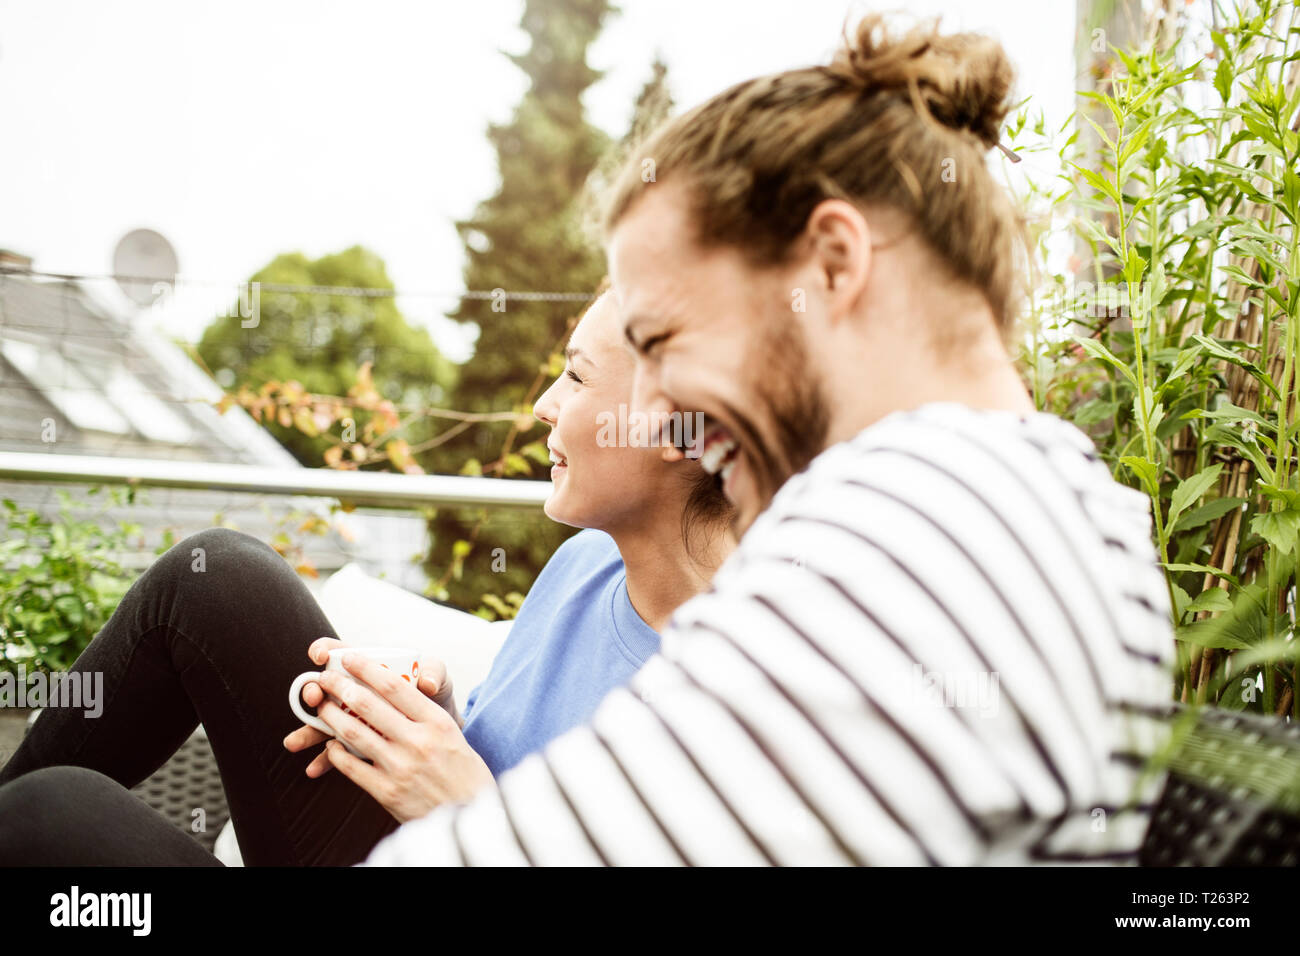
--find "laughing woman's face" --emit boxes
[532,293,687,533]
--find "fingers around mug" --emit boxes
[308,636,346,666]
[288,671,334,736]
[317,696,386,761]
[323,739,389,797]
[283,722,330,753]
[305,747,336,778]
[317,668,411,742]
[338,653,436,725]
[416,670,447,703]
[416,656,448,689]
[302,679,325,708]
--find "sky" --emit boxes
[0,0,1080,361]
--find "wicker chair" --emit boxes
[1138,703,1300,866]
[127,727,231,854]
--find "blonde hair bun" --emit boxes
[829,13,1015,150]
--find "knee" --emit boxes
[134,528,296,627]
[155,527,281,584]
[179,527,276,567]
[148,527,324,645]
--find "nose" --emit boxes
[533,376,560,428]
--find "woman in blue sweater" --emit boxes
[0,291,734,865]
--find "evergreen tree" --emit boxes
[626,55,673,148]
[424,0,617,610]
[443,0,615,431]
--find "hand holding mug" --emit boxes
[284,638,460,778]
[288,645,422,758]
[284,640,494,822]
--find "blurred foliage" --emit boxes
[196,245,457,467]
[0,489,336,674]
[0,490,137,674]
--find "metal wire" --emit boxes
[0,267,599,302]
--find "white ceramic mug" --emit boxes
[288,646,421,757]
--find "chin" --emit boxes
[543,498,588,530]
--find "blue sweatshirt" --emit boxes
[460,529,660,777]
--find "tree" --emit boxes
[423,0,618,610]
[196,246,456,466]
[626,54,673,149]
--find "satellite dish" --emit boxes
[112,228,179,308]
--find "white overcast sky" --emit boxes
[0,0,1079,361]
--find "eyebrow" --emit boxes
[565,346,593,365]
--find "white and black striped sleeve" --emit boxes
[362,406,1174,866]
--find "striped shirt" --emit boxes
[363,402,1176,866]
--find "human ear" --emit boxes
[805,199,871,313]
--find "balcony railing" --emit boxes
[0,451,551,510]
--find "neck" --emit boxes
[822,300,1033,449]
[606,513,732,634]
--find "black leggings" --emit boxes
[0,528,400,865]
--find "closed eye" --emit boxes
[624,319,672,357]
[566,368,583,384]
[639,332,670,356]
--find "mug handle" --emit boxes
[288,671,334,735]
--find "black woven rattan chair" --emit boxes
[1138,703,1300,866]
[23,713,232,854]
[127,727,232,854]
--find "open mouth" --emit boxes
[548,445,568,472]
[695,421,740,490]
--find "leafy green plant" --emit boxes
[1010,0,1300,716]
[0,489,141,674]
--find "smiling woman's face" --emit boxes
[533,293,681,532]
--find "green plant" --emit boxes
[1011,0,1300,715]
[0,489,141,674]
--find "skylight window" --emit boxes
[2,339,194,444]
[102,366,194,444]
[2,338,131,435]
